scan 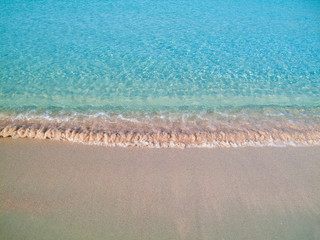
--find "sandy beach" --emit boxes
[1,138,320,240]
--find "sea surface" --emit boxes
[1,0,320,147]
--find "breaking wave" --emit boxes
[1,108,320,148]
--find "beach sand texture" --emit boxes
[1,138,320,240]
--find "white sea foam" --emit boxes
[1,109,320,148]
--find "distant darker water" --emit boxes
[1,0,320,147]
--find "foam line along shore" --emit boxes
[1,107,319,147]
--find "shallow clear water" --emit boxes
[1,0,320,147]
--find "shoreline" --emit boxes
[2,106,320,148]
[1,138,320,239]
[1,126,320,148]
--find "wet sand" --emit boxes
[1,138,320,240]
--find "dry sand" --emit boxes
[1,138,320,240]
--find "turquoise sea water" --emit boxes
[1,0,320,147]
